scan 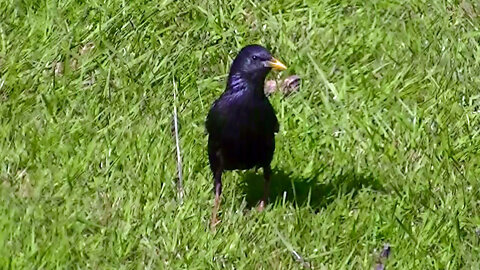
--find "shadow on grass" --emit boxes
[239,169,384,210]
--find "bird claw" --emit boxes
[257,200,266,212]
[210,217,221,231]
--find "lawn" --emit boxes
[1,0,480,268]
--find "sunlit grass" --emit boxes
[1,0,480,268]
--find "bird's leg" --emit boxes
[210,167,223,230]
[258,166,271,211]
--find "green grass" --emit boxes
[1,0,480,268]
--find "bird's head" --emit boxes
[229,45,287,83]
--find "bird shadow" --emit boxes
[239,168,384,210]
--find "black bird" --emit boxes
[206,45,287,228]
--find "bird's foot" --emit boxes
[210,216,221,231]
[257,200,266,212]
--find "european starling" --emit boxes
[206,45,287,228]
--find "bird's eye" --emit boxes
[252,55,258,60]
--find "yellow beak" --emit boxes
[265,58,287,71]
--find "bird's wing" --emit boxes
[265,99,279,133]
[205,88,244,133]
[205,99,225,136]
[274,116,279,133]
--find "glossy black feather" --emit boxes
[206,45,279,172]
